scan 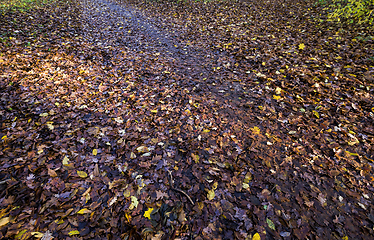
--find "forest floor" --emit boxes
[0,0,374,239]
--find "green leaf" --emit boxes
[15,229,27,239]
[266,218,276,230]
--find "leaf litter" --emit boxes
[0,0,373,239]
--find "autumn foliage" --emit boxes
[0,0,374,239]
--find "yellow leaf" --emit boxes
[130,152,136,159]
[92,149,97,156]
[203,129,210,133]
[273,95,281,100]
[31,232,44,238]
[68,230,80,236]
[136,146,148,153]
[342,236,348,240]
[129,196,138,210]
[299,43,305,50]
[77,208,91,214]
[252,233,261,240]
[251,126,261,135]
[62,156,69,166]
[207,189,215,200]
[275,87,282,94]
[46,122,54,130]
[1,135,7,140]
[39,113,49,117]
[0,217,10,227]
[312,110,320,118]
[151,109,158,113]
[77,170,88,178]
[143,207,154,219]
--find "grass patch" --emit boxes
[0,0,56,13]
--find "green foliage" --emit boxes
[0,0,55,13]
[319,0,374,25]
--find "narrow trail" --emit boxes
[78,0,245,109]
[1,0,373,238]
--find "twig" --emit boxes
[167,170,194,205]
[0,179,10,185]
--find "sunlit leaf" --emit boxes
[92,149,98,156]
[77,208,91,214]
[0,217,10,227]
[298,43,305,50]
[312,110,320,118]
[251,126,261,135]
[62,156,69,166]
[31,232,44,238]
[68,230,80,236]
[77,170,88,178]
[273,95,281,100]
[252,233,261,240]
[143,207,154,219]
[207,189,215,200]
[129,196,138,210]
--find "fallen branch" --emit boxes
[167,170,194,205]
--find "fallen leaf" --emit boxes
[62,156,69,166]
[252,233,261,240]
[68,230,80,236]
[77,170,88,178]
[77,208,91,214]
[299,43,305,50]
[48,168,57,177]
[251,126,261,135]
[207,189,215,200]
[144,207,154,219]
[0,217,10,227]
[266,218,275,230]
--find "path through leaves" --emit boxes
[1,0,374,239]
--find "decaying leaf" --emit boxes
[0,217,10,227]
